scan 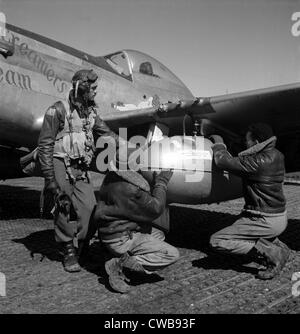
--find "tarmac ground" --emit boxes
[0,176,300,314]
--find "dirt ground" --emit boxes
[0,176,300,314]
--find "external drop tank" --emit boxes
[139,136,243,205]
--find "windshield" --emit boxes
[103,51,132,80]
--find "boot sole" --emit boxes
[64,263,81,273]
[105,260,130,294]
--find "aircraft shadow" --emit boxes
[167,205,238,253]
[10,203,300,283]
[12,230,111,289]
[191,254,259,275]
[0,185,41,220]
[0,184,101,220]
[167,206,300,252]
[167,206,300,273]
[278,219,300,251]
[12,229,62,262]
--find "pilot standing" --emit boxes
[209,123,290,280]
[38,69,120,273]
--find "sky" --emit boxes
[1,0,300,96]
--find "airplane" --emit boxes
[1,23,300,207]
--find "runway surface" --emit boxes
[0,176,300,314]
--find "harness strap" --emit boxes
[62,101,75,152]
[58,101,76,183]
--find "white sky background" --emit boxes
[1,0,300,97]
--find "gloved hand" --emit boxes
[55,192,72,216]
[45,179,61,197]
[154,169,173,185]
[209,135,224,144]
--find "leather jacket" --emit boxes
[38,98,119,185]
[94,171,173,239]
[212,136,286,214]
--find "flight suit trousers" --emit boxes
[53,157,96,244]
[210,211,288,255]
[101,227,180,272]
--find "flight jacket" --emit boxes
[38,98,119,185]
[211,136,286,214]
[94,170,173,240]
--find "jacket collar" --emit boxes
[114,170,150,192]
[238,136,277,157]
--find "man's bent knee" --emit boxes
[171,246,180,262]
[209,234,234,253]
[164,245,180,264]
[210,234,223,251]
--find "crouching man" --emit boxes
[209,123,290,280]
[94,169,179,293]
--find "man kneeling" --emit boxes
[94,169,179,293]
[209,123,290,280]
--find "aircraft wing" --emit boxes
[103,82,300,136]
[158,82,300,136]
[101,82,300,172]
[162,82,300,172]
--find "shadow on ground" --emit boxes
[191,254,259,275]
[9,198,300,282]
[167,206,300,274]
[0,184,101,220]
[168,206,300,252]
[12,230,166,292]
[279,219,300,251]
[167,205,238,253]
[12,229,62,262]
[0,185,41,220]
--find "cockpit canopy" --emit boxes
[103,51,131,79]
[102,49,188,89]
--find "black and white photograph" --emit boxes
[1,0,300,317]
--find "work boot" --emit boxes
[62,241,81,273]
[253,238,290,280]
[105,257,130,294]
[273,238,290,253]
[120,252,146,274]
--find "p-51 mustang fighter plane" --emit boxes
[1,23,300,205]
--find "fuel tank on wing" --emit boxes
[140,136,243,204]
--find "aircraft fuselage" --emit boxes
[0,24,194,149]
[0,24,244,205]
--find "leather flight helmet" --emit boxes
[72,69,98,98]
